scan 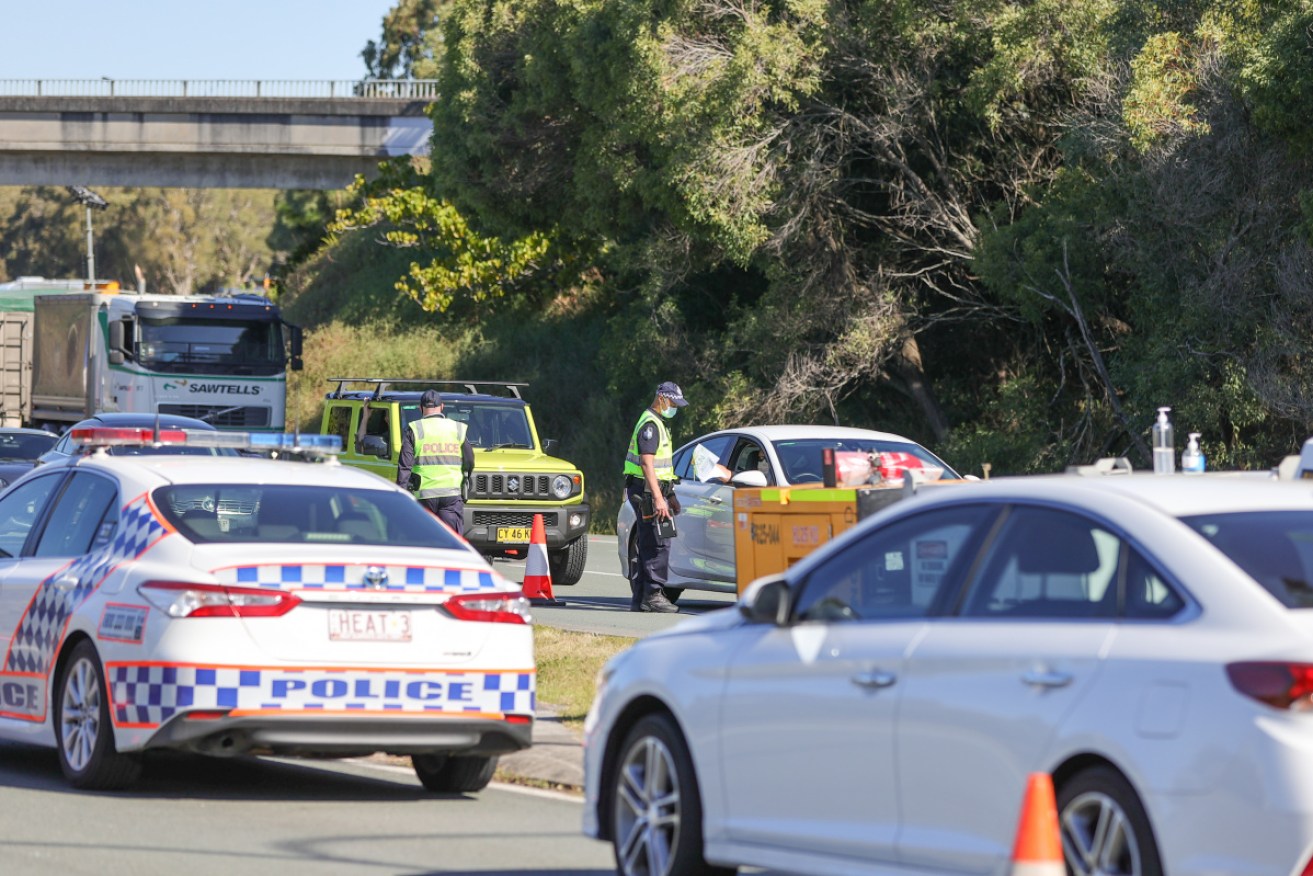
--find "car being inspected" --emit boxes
[0,427,534,792]
[615,425,960,599]
[0,426,57,486]
[587,470,1313,876]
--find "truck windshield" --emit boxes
[137,317,284,375]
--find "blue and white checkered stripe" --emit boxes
[6,496,168,675]
[213,564,505,592]
[109,665,536,727]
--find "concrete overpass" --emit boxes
[0,80,437,190]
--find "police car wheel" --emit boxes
[412,753,498,793]
[55,640,142,790]
[609,712,733,876]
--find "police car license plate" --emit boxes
[496,526,531,543]
[328,609,412,642]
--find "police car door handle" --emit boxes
[1022,669,1073,689]
[52,576,78,592]
[851,670,896,690]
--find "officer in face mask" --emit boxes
[623,381,688,613]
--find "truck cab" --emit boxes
[320,378,591,585]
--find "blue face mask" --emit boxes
[661,405,678,420]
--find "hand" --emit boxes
[653,493,671,519]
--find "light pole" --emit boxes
[66,186,108,289]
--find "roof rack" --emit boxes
[325,377,529,400]
[1065,457,1134,476]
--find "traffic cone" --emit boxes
[522,513,562,606]
[1009,773,1065,876]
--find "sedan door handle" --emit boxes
[851,670,897,690]
[1022,670,1073,689]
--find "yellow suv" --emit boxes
[319,378,590,584]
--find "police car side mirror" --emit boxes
[359,435,389,458]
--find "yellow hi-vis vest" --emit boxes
[624,409,674,481]
[410,416,467,499]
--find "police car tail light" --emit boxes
[138,581,301,618]
[1226,662,1313,710]
[441,593,531,625]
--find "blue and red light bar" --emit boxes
[70,427,342,456]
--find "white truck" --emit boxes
[0,278,302,431]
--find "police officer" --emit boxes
[623,381,687,613]
[397,389,474,535]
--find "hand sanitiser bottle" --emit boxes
[1182,432,1205,474]
[1152,407,1175,474]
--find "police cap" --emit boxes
[420,389,443,409]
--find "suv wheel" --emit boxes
[548,536,588,586]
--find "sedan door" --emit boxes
[668,435,737,586]
[895,506,1120,873]
[718,505,996,863]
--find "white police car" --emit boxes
[0,427,534,791]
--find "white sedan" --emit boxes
[0,427,534,792]
[587,470,1313,876]
[615,425,959,598]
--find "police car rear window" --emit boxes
[154,484,467,550]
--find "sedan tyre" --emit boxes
[412,753,498,793]
[1058,766,1163,876]
[610,713,733,876]
[55,640,142,790]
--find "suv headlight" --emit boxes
[551,475,573,499]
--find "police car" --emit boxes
[0,427,534,791]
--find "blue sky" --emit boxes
[0,1,402,81]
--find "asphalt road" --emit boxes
[0,744,614,876]
[490,534,740,638]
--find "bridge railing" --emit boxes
[0,80,439,99]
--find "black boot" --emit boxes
[628,574,643,612]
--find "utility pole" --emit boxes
[66,186,108,289]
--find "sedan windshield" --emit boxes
[771,438,959,483]
[1183,511,1313,608]
[154,484,467,549]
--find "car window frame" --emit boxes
[727,438,774,485]
[789,503,1004,624]
[948,501,1195,623]
[33,470,120,559]
[0,470,73,559]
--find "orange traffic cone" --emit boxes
[522,513,562,606]
[1009,773,1065,876]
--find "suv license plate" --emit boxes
[496,526,532,543]
[328,609,412,642]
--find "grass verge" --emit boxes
[534,625,636,732]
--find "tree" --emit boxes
[361,0,449,79]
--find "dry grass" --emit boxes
[534,625,636,731]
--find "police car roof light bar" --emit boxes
[325,377,529,400]
[70,427,343,457]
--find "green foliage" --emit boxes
[1124,31,1209,150]
[362,0,449,79]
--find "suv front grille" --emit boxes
[159,404,271,428]
[471,473,554,500]
[473,511,557,528]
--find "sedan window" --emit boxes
[1183,511,1313,608]
[962,508,1120,619]
[34,473,118,557]
[794,505,995,622]
[0,474,64,558]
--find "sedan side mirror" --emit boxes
[739,575,791,625]
[358,435,389,458]
[731,470,769,488]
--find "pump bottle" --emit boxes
[1182,432,1205,474]
[1152,407,1175,475]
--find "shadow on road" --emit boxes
[0,742,476,802]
